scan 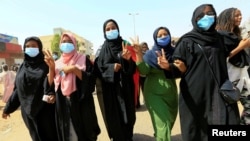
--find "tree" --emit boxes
[51,34,61,56]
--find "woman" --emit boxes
[136,42,149,108]
[158,4,246,141]
[134,27,181,141]
[44,32,100,141]
[2,36,58,141]
[216,8,250,125]
[95,19,137,141]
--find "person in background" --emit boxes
[86,54,94,64]
[52,51,59,61]
[13,65,19,72]
[86,54,91,59]
[158,4,245,141]
[2,36,58,141]
[216,7,250,125]
[241,17,250,39]
[0,64,16,103]
[242,17,250,76]
[0,62,5,73]
[133,27,184,141]
[171,40,176,47]
[242,17,250,125]
[95,19,137,141]
[136,42,149,108]
[44,32,100,141]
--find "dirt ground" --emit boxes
[0,82,181,141]
[0,80,243,141]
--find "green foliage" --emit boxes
[51,34,61,56]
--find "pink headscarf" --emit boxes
[54,32,86,96]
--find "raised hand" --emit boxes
[43,50,55,70]
[121,41,132,60]
[130,36,141,55]
[157,49,170,70]
[130,36,143,62]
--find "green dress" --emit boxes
[136,61,178,141]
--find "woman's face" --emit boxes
[25,40,39,48]
[105,21,117,32]
[61,35,73,44]
[157,29,168,38]
[141,43,149,53]
[196,6,215,22]
[234,9,242,26]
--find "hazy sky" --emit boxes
[1,0,250,53]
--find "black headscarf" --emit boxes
[97,19,123,70]
[176,4,220,46]
[15,36,49,117]
[23,36,45,67]
[143,27,174,69]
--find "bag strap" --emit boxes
[197,44,220,87]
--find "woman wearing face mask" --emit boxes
[2,36,58,141]
[133,27,184,141]
[44,32,100,141]
[157,4,245,141]
[94,19,137,141]
[136,42,149,108]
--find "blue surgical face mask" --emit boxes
[105,29,119,40]
[197,15,215,31]
[25,47,39,57]
[157,35,171,46]
[60,43,75,53]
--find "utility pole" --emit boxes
[129,13,139,38]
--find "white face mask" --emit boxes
[25,47,39,57]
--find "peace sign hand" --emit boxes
[157,49,169,70]
[130,36,141,55]
[43,50,55,70]
[121,41,132,60]
[130,36,143,62]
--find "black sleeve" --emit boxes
[43,76,55,95]
[78,58,96,100]
[121,58,136,75]
[3,88,20,114]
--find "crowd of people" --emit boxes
[1,3,250,141]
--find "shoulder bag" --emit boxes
[197,44,240,104]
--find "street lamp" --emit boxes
[129,13,139,38]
